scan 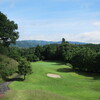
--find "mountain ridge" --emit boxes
[10,40,87,48]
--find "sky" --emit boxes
[0,0,100,43]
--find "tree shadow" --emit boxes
[57,68,100,80]
[57,68,74,73]
[76,71,100,80]
[93,76,100,80]
[6,75,24,82]
[6,77,24,82]
[45,60,69,66]
[53,63,65,65]
[52,61,65,66]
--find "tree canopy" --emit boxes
[18,58,32,80]
[0,12,19,47]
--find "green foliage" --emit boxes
[0,12,19,47]
[0,54,18,80]
[0,44,9,55]
[18,58,32,80]
[43,45,53,60]
[35,45,44,60]
[71,48,97,72]
[95,52,100,72]
[82,44,100,52]
[7,47,21,61]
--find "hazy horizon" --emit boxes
[16,39,90,44]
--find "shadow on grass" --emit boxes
[76,71,100,80]
[6,77,24,82]
[93,76,100,80]
[57,68,74,72]
[45,60,65,65]
[53,63,65,65]
[6,74,24,82]
[57,68,100,80]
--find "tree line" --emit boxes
[7,38,100,73]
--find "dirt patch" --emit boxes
[47,73,61,78]
[0,94,4,98]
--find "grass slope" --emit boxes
[2,61,100,100]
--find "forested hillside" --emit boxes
[10,40,87,48]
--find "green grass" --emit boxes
[2,61,100,100]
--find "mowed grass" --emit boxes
[2,61,100,100]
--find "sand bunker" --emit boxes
[47,73,61,78]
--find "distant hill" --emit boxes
[10,40,87,48]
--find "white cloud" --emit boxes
[19,31,100,44]
[10,17,100,44]
[93,21,100,27]
[62,31,100,44]
[15,19,100,44]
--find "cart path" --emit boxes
[0,74,21,94]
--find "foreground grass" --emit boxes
[2,61,100,100]
[1,90,69,100]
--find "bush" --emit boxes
[0,54,18,80]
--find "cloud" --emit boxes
[93,21,100,27]
[19,31,100,44]
[15,18,100,44]
[62,31,100,44]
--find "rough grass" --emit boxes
[1,90,70,100]
[2,61,100,100]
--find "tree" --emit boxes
[62,38,66,44]
[7,47,21,61]
[95,52,100,72]
[35,45,44,60]
[0,12,19,47]
[43,45,53,60]
[18,58,32,80]
[71,47,96,72]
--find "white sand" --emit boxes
[47,73,61,78]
